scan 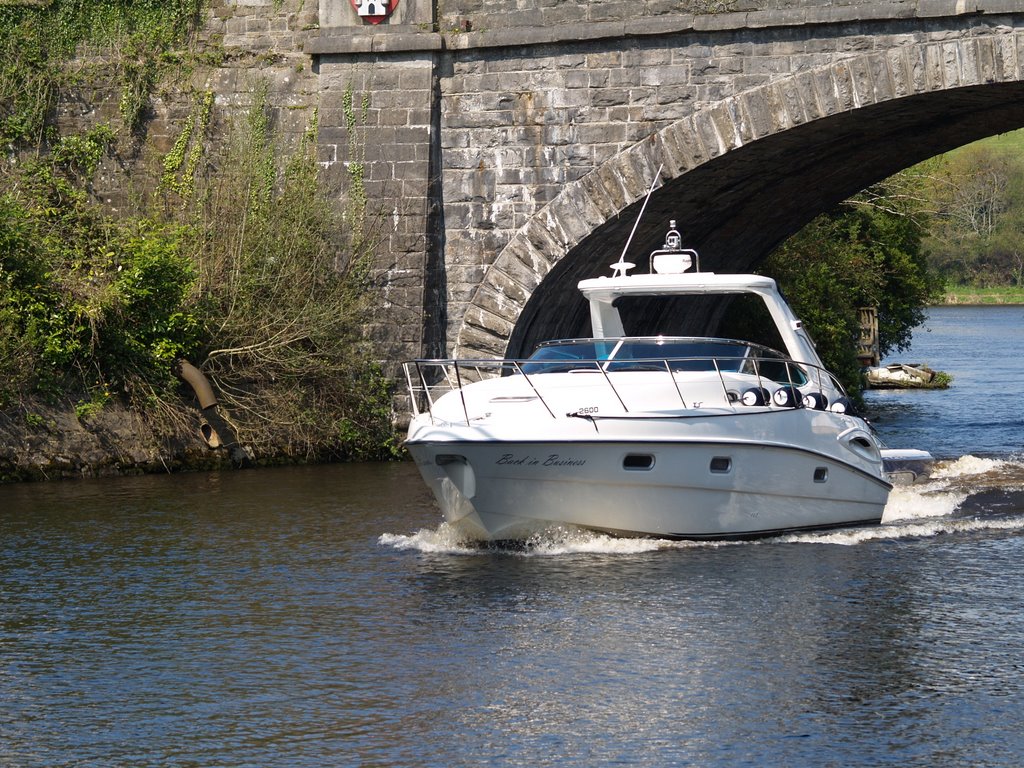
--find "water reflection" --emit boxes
[398,540,969,765]
[3,459,1024,766]
[866,305,1024,458]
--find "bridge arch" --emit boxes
[453,36,1024,360]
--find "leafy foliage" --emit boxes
[917,143,1024,288]
[756,177,943,396]
[0,3,397,461]
[0,162,201,407]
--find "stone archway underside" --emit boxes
[509,83,1024,357]
[454,43,1024,360]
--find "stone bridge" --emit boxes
[303,1,1024,364]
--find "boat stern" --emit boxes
[881,448,934,485]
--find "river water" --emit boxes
[1,306,1023,767]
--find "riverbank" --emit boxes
[0,400,235,483]
[0,393,401,484]
[941,285,1024,304]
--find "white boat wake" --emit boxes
[380,455,1024,555]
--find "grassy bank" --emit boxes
[940,286,1024,305]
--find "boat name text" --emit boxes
[496,453,587,467]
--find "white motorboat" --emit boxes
[404,221,930,541]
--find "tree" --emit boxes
[919,144,1024,286]
[756,176,943,397]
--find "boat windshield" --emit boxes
[518,340,618,373]
[521,337,808,384]
[606,339,748,372]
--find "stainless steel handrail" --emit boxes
[403,355,845,426]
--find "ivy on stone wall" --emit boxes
[0,0,203,145]
[341,84,370,251]
[161,89,213,201]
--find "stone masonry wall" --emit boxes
[432,0,964,34]
[71,0,1024,371]
[433,3,1022,351]
[308,0,1023,363]
[315,53,439,361]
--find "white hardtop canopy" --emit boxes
[577,271,825,369]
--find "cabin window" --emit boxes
[710,456,732,474]
[436,454,467,466]
[522,340,618,373]
[814,467,829,483]
[623,454,655,471]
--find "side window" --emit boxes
[716,294,787,352]
[749,359,809,385]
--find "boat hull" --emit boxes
[407,438,890,541]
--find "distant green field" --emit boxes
[940,285,1024,305]
[934,130,1024,305]
[952,127,1024,156]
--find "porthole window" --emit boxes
[710,456,732,474]
[623,454,655,471]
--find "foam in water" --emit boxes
[881,484,967,524]
[378,521,744,556]
[379,523,695,556]
[525,527,677,555]
[931,455,1012,480]
[877,455,1013,525]
[381,455,1024,555]
[379,523,481,555]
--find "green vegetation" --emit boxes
[758,176,943,397]
[758,128,1024,395]
[0,0,202,143]
[941,285,1024,304]
[0,1,397,464]
[176,84,395,460]
[917,131,1024,290]
[0,131,200,407]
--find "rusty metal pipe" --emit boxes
[176,359,217,410]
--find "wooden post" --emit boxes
[857,307,879,367]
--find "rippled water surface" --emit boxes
[2,306,1024,767]
[864,304,1024,458]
